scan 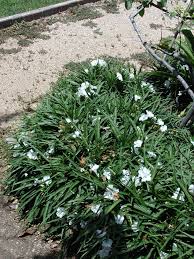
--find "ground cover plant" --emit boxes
[5,59,194,258]
[0,0,68,17]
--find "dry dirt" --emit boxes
[0,1,177,258]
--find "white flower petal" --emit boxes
[121,169,130,186]
[103,170,111,180]
[138,166,151,182]
[42,175,52,185]
[146,110,154,118]
[56,207,65,218]
[131,221,139,232]
[91,204,102,215]
[114,214,124,224]
[160,251,169,259]
[134,140,143,148]
[116,72,123,81]
[132,176,141,187]
[129,73,135,79]
[156,119,164,126]
[171,187,185,201]
[139,113,149,121]
[91,59,107,67]
[89,164,99,175]
[160,125,167,132]
[104,184,119,201]
[147,151,157,158]
[134,95,141,101]
[188,184,194,195]
[27,149,38,160]
[72,130,81,138]
[65,118,71,123]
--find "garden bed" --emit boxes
[5,58,194,258]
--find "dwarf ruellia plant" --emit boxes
[5,59,194,258]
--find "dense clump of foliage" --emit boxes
[5,60,194,258]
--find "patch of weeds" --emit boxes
[150,23,163,30]
[64,5,103,23]
[0,47,21,55]
[131,52,156,68]
[101,0,119,14]
[93,28,103,35]
[0,20,50,49]
[82,20,98,28]
[17,39,33,47]
[38,49,48,55]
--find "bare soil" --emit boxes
[0,1,177,258]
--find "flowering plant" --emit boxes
[5,59,194,258]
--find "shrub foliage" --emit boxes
[5,59,194,258]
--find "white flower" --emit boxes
[172,187,185,201]
[139,113,149,121]
[91,59,107,67]
[114,214,124,224]
[160,125,167,132]
[77,81,91,97]
[91,204,102,215]
[33,178,40,186]
[134,95,141,101]
[116,72,123,81]
[84,68,89,73]
[80,168,85,172]
[24,173,28,177]
[178,91,182,96]
[188,184,194,195]
[104,184,119,201]
[42,175,52,186]
[65,118,71,123]
[121,169,130,185]
[129,73,135,79]
[27,149,38,160]
[138,166,151,182]
[139,110,155,121]
[134,140,143,148]
[131,221,139,232]
[172,243,178,252]
[98,239,113,258]
[141,81,155,92]
[146,110,155,118]
[56,207,65,218]
[80,221,87,229]
[89,164,99,175]
[156,119,164,126]
[96,229,107,238]
[103,170,111,180]
[147,151,157,158]
[160,251,169,259]
[132,176,141,187]
[72,130,81,138]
